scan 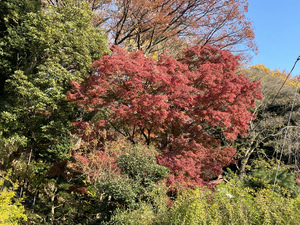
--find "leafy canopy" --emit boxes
[0,0,108,165]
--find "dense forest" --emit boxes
[0,0,299,224]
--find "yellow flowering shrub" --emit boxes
[0,171,27,225]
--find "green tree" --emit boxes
[0,0,41,96]
[0,0,108,167]
[0,0,108,222]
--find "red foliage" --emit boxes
[68,44,262,187]
[156,136,236,189]
[70,148,120,183]
[47,0,255,55]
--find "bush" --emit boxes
[0,171,27,225]
[243,167,300,197]
[79,141,169,223]
[163,182,300,225]
[117,143,169,187]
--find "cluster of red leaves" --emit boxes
[71,150,119,183]
[68,44,262,188]
[295,170,300,187]
[68,122,120,185]
[156,136,236,189]
[49,122,119,194]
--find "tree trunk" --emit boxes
[238,147,255,179]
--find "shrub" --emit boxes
[163,182,300,225]
[0,171,27,225]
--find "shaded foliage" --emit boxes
[234,65,300,178]
[68,134,169,223]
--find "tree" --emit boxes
[0,0,108,166]
[234,65,300,178]
[68,45,262,188]
[0,0,108,222]
[0,0,41,96]
[46,0,256,56]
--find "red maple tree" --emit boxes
[68,44,262,187]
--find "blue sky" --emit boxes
[247,0,300,77]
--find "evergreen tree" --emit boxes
[0,0,108,222]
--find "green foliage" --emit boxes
[0,171,27,224]
[243,167,300,196]
[94,175,139,208]
[163,182,300,225]
[83,142,169,223]
[0,0,109,166]
[0,0,42,94]
[252,188,300,224]
[117,144,170,186]
[0,132,27,171]
[111,144,169,207]
[0,0,108,223]
[107,183,168,225]
[163,188,212,225]
[108,203,158,225]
